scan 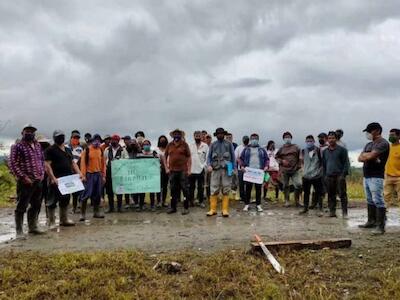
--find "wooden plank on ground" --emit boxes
[251,238,351,252]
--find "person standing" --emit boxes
[206,127,236,217]
[235,135,249,202]
[275,132,302,207]
[322,131,350,218]
[66,130,84,213]
[9,124,45,237]
[239,133,269,212]
[79,134,106,221]
[188,131,209,208]
[299,135,324,215]
[336,129,347,149]
[384,129,400,205]
[104,135,129,213]
[156,135,170,208]
[358,123,390,234]
[101,135,111,151]
[264,141,280,201]
[45,130,82,228]
[165,129,191,215]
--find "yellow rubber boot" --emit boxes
[207,195,218,216]
[222,195,230,217]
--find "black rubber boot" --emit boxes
[27,208,45,234]
[294,189,302,208]
[372,207,386,235]
[106,195,114,213]
[80,200,87,221]
[358,204,376,228]
[15,211,25,239]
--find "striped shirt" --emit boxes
[8,140,45,181]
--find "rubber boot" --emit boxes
[93,205,104,218]
[80,200,87,221]
[27,208,45,234]
[358,204,377,228]
[222,195,230,217]
[106,196,114,213]
[207,195,218,216]
[47,207,57,229]
[15,211,25,239]
[372,207,386,235]
[59,206,75,226]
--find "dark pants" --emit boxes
[157,169,169,205]
[189,171,205,204]
[15,180,43,213]
[106,169,122,210]
[72,191,81,210]
[303,177,323,210]
[80,172,102,206]
[245,182,262,205]
[46,183,70,209]
[170,171,189,210]
[238,170,246,201]
[326,175,348,213]
[134,193,156,208]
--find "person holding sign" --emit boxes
[165,129,191,215]
[79,134,106,221]
[45,130,83,228]
[206,127,236,217]
[104,135,129,213]
[239,133,269,212]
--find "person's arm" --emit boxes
[206,144,212,167]
[8,144,29,183]
[230,143,236,169]
[101,151,106,180]
[275,147,283,164]
[45,161,57,185]
[80,149,87,180]
[342,148,350,176]
[263,149,269,170]
[358,151,380,162]
[72,161,83,180]
[185,143,191,175]
[239,148,246,168]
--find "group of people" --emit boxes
[7,122,400,238]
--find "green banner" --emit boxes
[111,159,161,194]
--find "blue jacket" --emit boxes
[240,146,269,169]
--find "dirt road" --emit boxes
[0,203,399,253]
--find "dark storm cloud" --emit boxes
[1,0,400,153]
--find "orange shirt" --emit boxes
[80,145,106,176]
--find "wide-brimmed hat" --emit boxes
[36,134,51,144]
[169,129,185,138]
[213,127,227,137]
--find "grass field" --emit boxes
[1,242,399,300]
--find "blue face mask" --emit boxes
[306,142,315,149]
[250,139,259,147]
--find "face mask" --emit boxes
[111,141,119,148]
[306,142,315,149]
[283,138,292,145]
[195,138,201,144]
[250,139,259,147]
[92,140,101,148]
[174,136,181,142]
[143,145,151,152]
[389,136,398,144]
[159,140,168,148]
[318,139,325,146]
[54,135,65,146]
[23,133,35,142]
[366,132,373,141]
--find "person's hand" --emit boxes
[22,177,33,185]
[51,177,58,185]
[102,176,106,184]
[79,173,85,181]
[207,166,213,173]
[81,175,87,183]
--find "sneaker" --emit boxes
[243,205,249,212]
[256,205,263,212]
[200,202,206,208]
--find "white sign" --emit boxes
[57,174,85,195]
[243,167,265,184]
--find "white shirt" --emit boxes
[190,142,209,174]
[235,144,247,170]
[267,149,279,171]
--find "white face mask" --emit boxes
[283,138,292,145]
[365,132,373,141]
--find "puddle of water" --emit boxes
[0,233,15,243]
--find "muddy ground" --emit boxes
[0,201,399,253]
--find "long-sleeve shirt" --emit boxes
[80,145,106,176]
[8,140,45,181]
[275,144,301,173]
[322,145,349,177]
[164,140,191,172]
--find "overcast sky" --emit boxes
[1,0,400,153]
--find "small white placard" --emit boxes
[57,174,85,195]
[243,167,265,184]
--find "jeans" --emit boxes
[245,182,262,205]
[303,177,323,210]
[169,171,189,210]
[189,171,205,204]
[364,177,385,208]
[326,175,348,213]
